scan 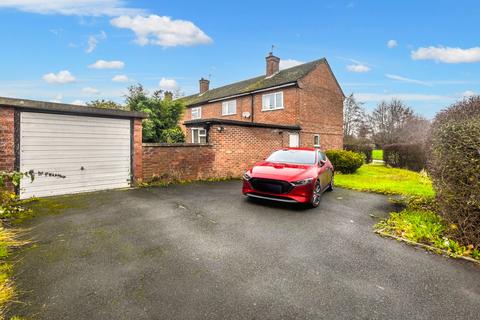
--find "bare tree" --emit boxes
[369,98,415,147]
[398,116,431,144]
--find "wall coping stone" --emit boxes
[143,143,213,148]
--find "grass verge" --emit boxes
[0,226,28,319]
[372,149,383,161]
[335,164,434,197]
[335,164,479,263]
[375,199,480,263]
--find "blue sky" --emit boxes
[0,0,479,118]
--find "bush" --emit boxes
[383,143,426,172]
[326,150,364,174]
[428,96,480,247]
[344,144,373,163]
[159,126,185,143]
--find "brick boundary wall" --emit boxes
[142,124,299,182]
[142,143,216,182]
[0,106,15,191]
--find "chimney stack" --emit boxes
[199,78,210,94]
[266,52,280,77]
[164,91,173,101]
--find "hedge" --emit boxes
[383,143,426,172]
[429,96,480,247]
[344,144,373,163]
[326,150,364,174]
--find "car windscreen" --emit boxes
[266,150,316,165]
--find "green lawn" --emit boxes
[335,164,434,197]
[372,149,383,161]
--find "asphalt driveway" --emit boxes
[9,181,480,319]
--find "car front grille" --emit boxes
[249,178,293,194]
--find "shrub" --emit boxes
[344,144,373,163]
[159,126,185,143]
[428,96,480,247]
[326,150,364,174]
[383,143,426,172]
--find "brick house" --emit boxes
[179,53,345,150]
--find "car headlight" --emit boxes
[291,178,313,186]
[243,172,252,181]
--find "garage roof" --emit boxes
[0,96,147,119]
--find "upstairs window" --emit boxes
[262,91,284,111]
[222,100,237,115]
[191,107,201,120]
[191,128,207,143]
[314,134,320,147]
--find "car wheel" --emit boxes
[310,180,322,208]
[327,174,334,192]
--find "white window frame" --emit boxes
[191,127,207,144]
[191,107,202,120]
[222,100,237,116]
[313,134,320,148]
[262,91,284,111]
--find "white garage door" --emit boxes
[20,112,131,198]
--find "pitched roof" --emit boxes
[178,58,327,107]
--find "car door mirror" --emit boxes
[319,160,326,166]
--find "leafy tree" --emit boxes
[125,84,185,143]
[87,99,127,110]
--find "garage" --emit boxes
[0,97,145,199]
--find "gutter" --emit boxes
[0,96,147,119]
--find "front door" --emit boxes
[289,133,299,147]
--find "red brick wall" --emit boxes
[0,106,16,191]
[0,106,15,172]
[180,86,299,132]
[142,143,215,182]
[208,124,297,177]
[144,124,298,181]
[132,118,143,184]
[297,62,344,150]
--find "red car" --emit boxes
[242,148,334,207]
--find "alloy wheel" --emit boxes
[312,181,322,207]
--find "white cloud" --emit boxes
[411,46,480,63]
[462,90,476,97]
[159,78,177,90]
[49,94,63,103]
[43,70,76,84]
[112,74,129,82]
[110,14,212,47]
[70,99,86,105]
[89,60,125,69]
[355,93,451,102]
[0,0,144,16]
[86,30,106,53]
[385,74,431,86]
[279,59,304,70]
[387,40,398,48]
[346,64,371,73]
[82,86,100,95]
